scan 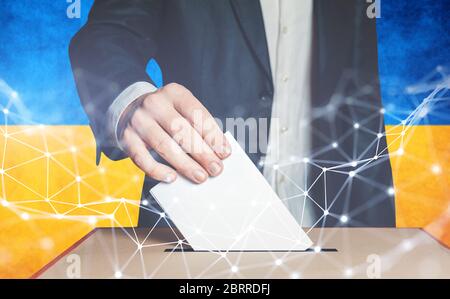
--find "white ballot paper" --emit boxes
[150,132,313,251]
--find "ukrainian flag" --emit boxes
[377,2,450,246]
[0,1,146,278]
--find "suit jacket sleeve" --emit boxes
[69,0,163,163]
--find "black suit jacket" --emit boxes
[69,0,396,227]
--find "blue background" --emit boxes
[0,0,92,124]
[0,0,448,125]
[377,0,450,125]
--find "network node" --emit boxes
[402,240,413,251]
[344,268,353,277]
[40,237,54,250]
[289,155,299,162]
[114,271,122,279]
[327,104,335,111]
[387,187,395,196]
[418,107,429,118]
[431,164,442,175]
[88,216,97,225]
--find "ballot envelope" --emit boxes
[150,132,313,251]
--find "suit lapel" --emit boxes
[230,0,272,85]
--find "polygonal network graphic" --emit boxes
[0,66,449,278]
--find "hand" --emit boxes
[120,83,231,184]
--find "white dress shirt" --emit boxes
[107,0,314,225]
[260,0,314,226]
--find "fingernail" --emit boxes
[223,143,231,156]
[193,170,207,182]
[209,161,222,176]
[164,173,176,183]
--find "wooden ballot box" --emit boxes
[38,228,450,279]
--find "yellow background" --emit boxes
[0,126,144,278]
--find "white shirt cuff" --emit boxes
[107,81,158,150]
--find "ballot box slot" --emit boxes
[164,248,338,253]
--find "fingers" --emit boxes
[121,128,177,183]
[122,83,230,184]
[152,106,224,177]
[129,111,209,184]
[164,83,232,159]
